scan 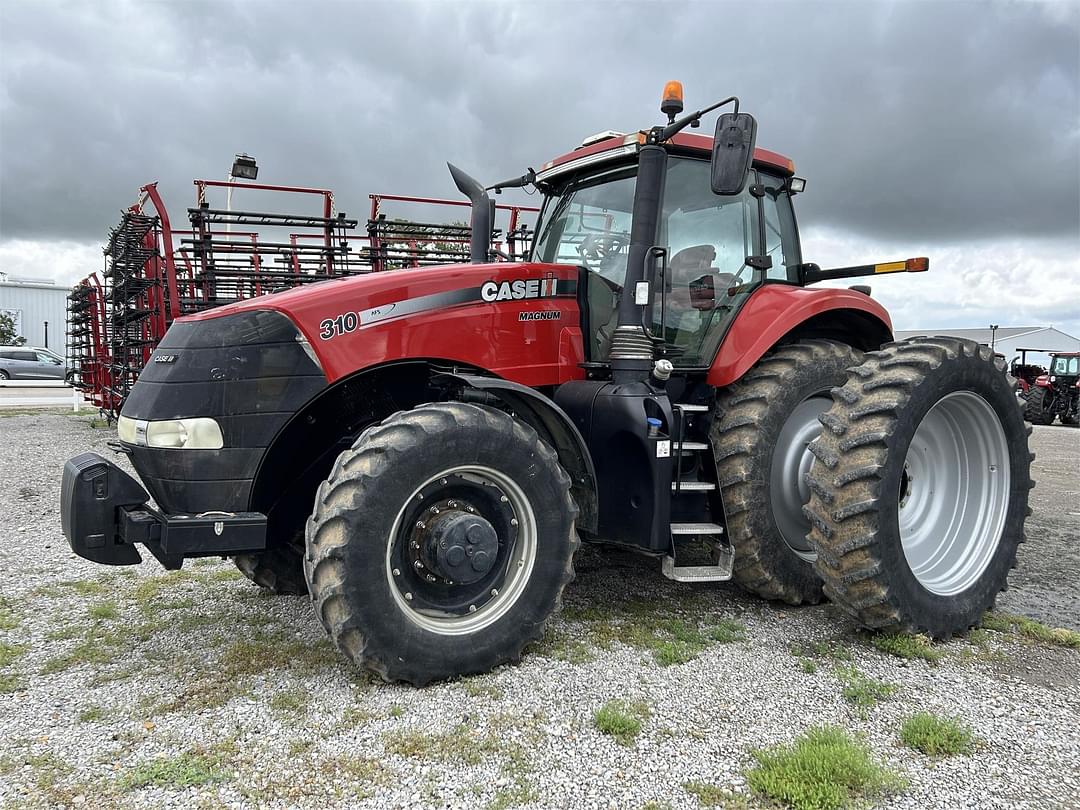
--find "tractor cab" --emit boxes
[531,136,801,366]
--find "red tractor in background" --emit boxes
[1023,351,1080,426]
[62,84,1032,685]
[1010,349,1047,395]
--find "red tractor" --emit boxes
[62,85,1032,685]
[1010,349,1047,395]
[1023,351,1080,426]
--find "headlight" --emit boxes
[117,415,224,450]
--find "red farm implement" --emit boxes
[66,179,536,415]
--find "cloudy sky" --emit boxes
[1,0,1077,336]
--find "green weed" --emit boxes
[870,633,943,663]
[836,666,898,710]
[981,612,1080,649]
[594,699,650,746]
[88,601,119,620]
[900,713,976,756]
[747,726,905,810]
[117,750,229,790]
[683,782,750,808]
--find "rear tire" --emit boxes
[1022,386,1054,425]
[233,537,308,595]
[304,402,578,685]
[0,370,9,381]
[804,338,1032,638]
[711,339,863,605]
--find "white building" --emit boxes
[0,278,71,355]
[893,326,1080,369]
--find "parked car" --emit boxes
[0,346,71,381]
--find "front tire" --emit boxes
[711,339,863,605]
[234,536,307,595]
[304,402,578,685]
[804,338,1032,638]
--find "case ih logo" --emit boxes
[480,276,559,303]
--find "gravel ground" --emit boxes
[1,411,1078,810]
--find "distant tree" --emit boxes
[0,313,25,346]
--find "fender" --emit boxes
[439,371,599,534]
[1035,375,1051,389]
[707,284,893,387]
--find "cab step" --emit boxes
[662,544,734,582]
[671,480,716,492]
[670,522,724,536]
[675,403,710,412]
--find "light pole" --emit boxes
[990,323,999,351]
[226,154,258,234]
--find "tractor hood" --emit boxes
[177,261,584,387]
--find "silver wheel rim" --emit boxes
[899,392,1010,596]
[386,465,537,635]
[770,395,831,562]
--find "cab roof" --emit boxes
[537,131,795,185]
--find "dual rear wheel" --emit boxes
[715,337,1031,637]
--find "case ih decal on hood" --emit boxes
[317,273,574,340]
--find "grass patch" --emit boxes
[461,678,503,700]
[747,726,905,810]
[799,659,818,674]
[77,706,107,723]
[288,739,315,755]
[0,598,18,631]
[0,672,24,693]
[131,570,197,608]
[594,699,650,746]
[0,641,25,668]
[269,689,308,714]
[900,713,976,756]
[40,639,115,674]
[870,633,943,663]
[551,597,747,667]
[981,612,1080,649]
[59,579,109,596]
[384,725,500,765]
[790,640,854,663]
[88,601,119,620]
[527,627,596,663]
[836,666,898,710]
[683,783,751,808]
[117,749,230,790]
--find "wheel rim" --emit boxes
[899,392,1010,596]
[770,394,831,562]
[385,465,537,635]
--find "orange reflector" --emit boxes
[873,261,906,274]
[905,257,930,272]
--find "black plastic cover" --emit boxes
[120,310,326,514]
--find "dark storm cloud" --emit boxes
[0,0,1076,245]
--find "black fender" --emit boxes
[438,372,599,534]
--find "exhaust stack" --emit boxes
[447,163,495,264]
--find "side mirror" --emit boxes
[711,112,757,195]
[688,274,716,310]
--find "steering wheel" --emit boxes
[577,232,629,264]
